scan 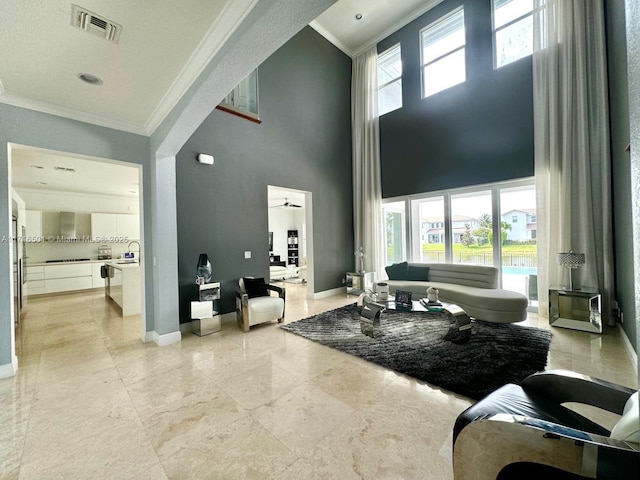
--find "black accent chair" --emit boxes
[453,370,639,479]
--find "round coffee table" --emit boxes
[370,294,472,343]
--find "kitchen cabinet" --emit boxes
[116,214,140,240]
[25,265,45,296]
[91,213,117,241]
[91,213,139,240]
[92,263,105,288]
[26,261,111,296]
[44,263,92,294]
[105,262,141,316]
[25,210,42,242]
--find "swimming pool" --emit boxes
[502,266,537,275]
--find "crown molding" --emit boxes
[0,1,259,138]
[309,21,354,57]
[312,0,445,59]
[351,0,445,58]
[0,90,148,136]
[144,0,259,135]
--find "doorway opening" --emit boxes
[9,143,146,360]
[267,186,314,298]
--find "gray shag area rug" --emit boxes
[281,303,552,400]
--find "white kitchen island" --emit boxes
[105,261,141,316]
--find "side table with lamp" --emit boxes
[549,251,602,333]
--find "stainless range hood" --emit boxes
[60,212,77,240]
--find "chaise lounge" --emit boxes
[384,262,528,323]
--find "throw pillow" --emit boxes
[385,262,408,280]
[407,265,429,281]
[243,277,270,298]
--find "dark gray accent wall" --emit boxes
[175,27,352,320]
[378,0,534,198]
[605,0,636,350]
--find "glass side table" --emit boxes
[346,272,375,295]
[549,287,602,334]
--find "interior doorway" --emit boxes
[267,185,314,298]
[8,144,146,358]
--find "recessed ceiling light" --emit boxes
[30,165,44,169]
[36,182,48,185]
[355,13,363,20]
[77,73,103,85]
[54,166,76,172]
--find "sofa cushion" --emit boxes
[407,265,429,281]
[385,262,408,280]
[242,277,270,298]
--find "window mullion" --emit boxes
[378,77,400,90]
[494,12,531,34]
[421,45,465,69]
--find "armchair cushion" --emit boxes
[242,277,269,298]
[453,383,610,444]
[610,392,639,443]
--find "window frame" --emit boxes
[377,43,403,116]
[381,177,535,273]
[419,6,466,99]
[492,0,544,69]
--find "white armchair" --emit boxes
[235,277,285,332]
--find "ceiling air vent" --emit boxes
[71,4,122,43]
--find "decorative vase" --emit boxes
[376,282,389,301]
[427,287,439,303]
[196,253,212,284]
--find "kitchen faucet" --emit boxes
[127,241,141,254]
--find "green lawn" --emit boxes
[386,243,537,266]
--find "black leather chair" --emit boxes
[453,370,639,479]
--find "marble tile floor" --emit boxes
[2,285,637,479]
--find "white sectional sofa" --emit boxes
[384,262,528,323]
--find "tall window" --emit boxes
[411,197,445,263]
[382,179,537,302]
[378,44,402,116]
[420,7,466,98]
[451,191,493,265]
[493,0,534,68]
[382,201,406,265]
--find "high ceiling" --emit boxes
[0,0,257,135]
[3,0,441,196]
[312,0,443,57]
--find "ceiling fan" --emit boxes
[269,197,302,208]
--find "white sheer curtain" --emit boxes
[352,47,384,278]
[533,0,615,321]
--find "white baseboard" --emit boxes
[142,331,154,343]
[152,330,182,347]
[0,355,18,379]
[312,286,347,300]
[618,324,638,374]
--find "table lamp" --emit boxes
[557,251,585,291]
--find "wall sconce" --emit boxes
[197,154,214,165]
